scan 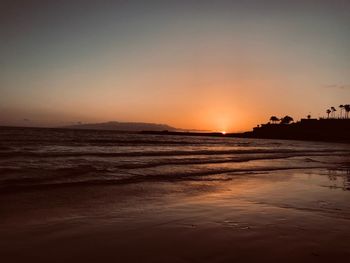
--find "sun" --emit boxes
[221,131,226,135]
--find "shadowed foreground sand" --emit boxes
[1,169,350,263]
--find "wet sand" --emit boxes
[1,168,350,263]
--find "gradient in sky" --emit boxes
[1,0,349,131]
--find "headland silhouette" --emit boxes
[142,104,350,143]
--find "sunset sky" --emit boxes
[1,0,349,132]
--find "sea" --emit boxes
[1,126,350,262]
[0,126,349,192]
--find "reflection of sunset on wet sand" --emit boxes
[2,168,350,262]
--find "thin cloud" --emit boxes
[324,84,350,90]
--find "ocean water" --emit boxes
[1,126,350,262]
[0,126,349,192]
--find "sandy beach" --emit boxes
[1,168,350,263]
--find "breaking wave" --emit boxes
[1,127,349,193]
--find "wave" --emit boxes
[0,163,342,194]
[114,153,331,169]
[1,148,350,159]
[1,130,349,195]
[1,139,202,146]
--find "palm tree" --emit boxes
[280,115,294,124]
[326,109,331,118]
[339,105,344,118]
[344,104,350,119]
[331,107,336,118]
[269,116,279,124]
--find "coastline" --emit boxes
[2,117,349,144]
[140,130,350,144]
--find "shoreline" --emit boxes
[1,125,349,143]
[141,130,350,144]
[1,128,349,262]
[1,168,350,263]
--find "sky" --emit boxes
[1,0,349,132]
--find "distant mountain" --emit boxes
[63,121,179,132]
